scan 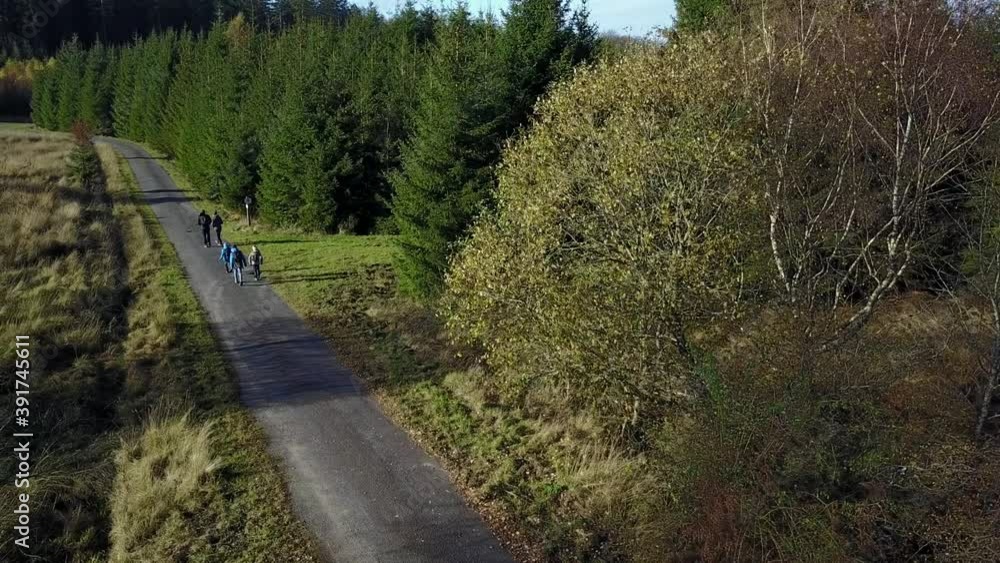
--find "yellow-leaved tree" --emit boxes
[444,40,765,427]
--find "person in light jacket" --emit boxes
[248,245,264,281]
[219,242,232,273]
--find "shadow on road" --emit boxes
[144,195,191,205]
[215,313,365,408]
[123,154,170,161]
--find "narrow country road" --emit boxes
[102,138,513,563]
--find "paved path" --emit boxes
[103,138,513,563]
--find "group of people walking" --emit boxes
[198,210,264,287]
[198,209,224,247]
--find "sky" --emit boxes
[368,0,677,37]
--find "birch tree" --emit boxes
[741,0,1000,347]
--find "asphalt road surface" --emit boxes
[103,138,513,563]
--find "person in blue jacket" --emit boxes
[229,244,247,286]
[219,242,232,273]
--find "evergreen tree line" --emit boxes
[31,1,596,297]
[0,0,354,58]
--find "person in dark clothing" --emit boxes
[212,212,224,246]
[197,210,212,247]
[229,244,247,286]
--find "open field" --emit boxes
[0,125,318,561]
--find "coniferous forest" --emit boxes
[30,1,597,298]
[1,0,348,56]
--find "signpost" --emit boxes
[244,196,253,227]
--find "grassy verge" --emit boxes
[0,128,122,560]
[141,142,653,562]
[0,124,318,561]
[98,143,320,562]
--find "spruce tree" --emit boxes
[259,22,360,231]
[161,30,199,157]
[258,82,310,226]
[390,8,499,298]
[54,39,84,130]
[122,37,149,139]
[183,27,232,200]
[498,0,596,136]
[31,62,59,129]
[111,43,138,137]
[328,8,387,232]
[78,42,114,133]
[135,32,177,142]
[115,32,177,142]
[214,15,263,208]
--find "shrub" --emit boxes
[444,41,764,428]
[69,122,103,191]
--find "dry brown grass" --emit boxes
[0,131,116,358]
[98,144,176,361]
[109,412,219,562]
[0,128,124,560]
[1,130,318,561]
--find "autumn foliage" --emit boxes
[447,0,1000,560]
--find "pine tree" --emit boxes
[31,61,59,129]
[111,43,138,137]
[78,41,114,133]
[498,0,596,136]
[390,8,499,298]
[54,39,84,130]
